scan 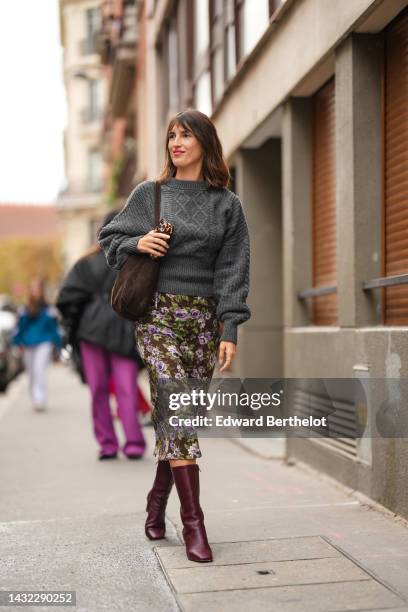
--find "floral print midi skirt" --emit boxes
[135,291,221,461]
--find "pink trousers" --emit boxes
[79,340,146,457]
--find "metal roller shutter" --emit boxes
[312,78,337,325]
[384,10,408,324]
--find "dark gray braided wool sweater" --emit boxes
[98,177,251,343]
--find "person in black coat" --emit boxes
[56,211,146,460]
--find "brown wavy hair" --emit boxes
[156,109,231,189]
[26,277,48,317]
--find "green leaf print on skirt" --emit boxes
[135,292,221,460]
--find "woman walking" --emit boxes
[56,211,146,461]
[12,278,62,411]
[98,109,251,562]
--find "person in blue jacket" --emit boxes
[12,278,62,411]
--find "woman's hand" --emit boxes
[137,230,170,259]
[218,341,237,373]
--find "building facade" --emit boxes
[67,0,408,518]
[128,0,408,518]
[97,0,139,200]
[58,0,107,268]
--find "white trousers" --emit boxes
[23,342,53,406]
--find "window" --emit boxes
[311,79,337,325]
[225,0,237,80]
[168,17,179,111]
[195,72,212,117]
[213,0,223,17]
[160,15,179,120]
[193,0,212,115]
[194,0,210,60]
[80,7,101,55]
[86,7,101,42]
[236,0,269,60]
[81,79,102,123]
[210,0,225,104]
[212,48,224,103]
[382,10,408,324]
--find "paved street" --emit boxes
[1,364,408,611]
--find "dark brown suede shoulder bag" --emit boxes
[111,181,173,322]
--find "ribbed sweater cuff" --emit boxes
[123,235,143,253]
[221,319,237,344]
[117,236,145,260]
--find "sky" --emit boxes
[0,0,66,204]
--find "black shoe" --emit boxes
[126,453,143,460]
[98,453,118,460]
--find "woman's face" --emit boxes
[29,279,43,300]
[168,122,203,172]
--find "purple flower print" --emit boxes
[156,360,167,373]
[162,328,174,337]
[175,308,188,320]
[188,444,201,458]
[168,439,177,452]
[139,292,218,461]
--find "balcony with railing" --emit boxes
[96,1,138,118]
[57,175,105,210]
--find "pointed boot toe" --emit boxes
[145,525,166,540]
[186,542,213,563]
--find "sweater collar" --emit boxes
[164,177,210,191]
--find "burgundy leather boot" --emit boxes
[145,460,174,540]
[171,464,213,562]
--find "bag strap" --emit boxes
[154,181,161,225]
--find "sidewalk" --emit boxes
[1,364,408,611]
